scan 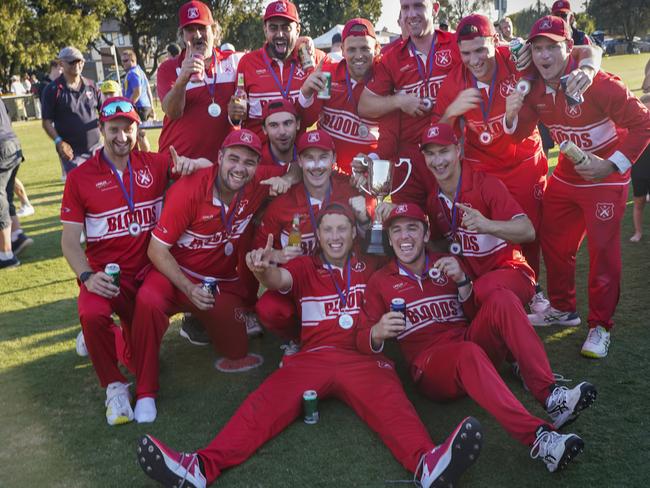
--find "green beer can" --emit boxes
[317,72,332,100]
[105,263,120,288]
[303,390,319,424]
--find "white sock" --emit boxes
[0,251,14,260]
[11,230,23,241]
[134,397,157,423]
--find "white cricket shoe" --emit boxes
[529,290,550,314]
[134,397,157,424]
[580,326,610,359]
[530,428,584,472]
[244,311,264,337]
[16,203,35,217]
[528,307,581,327]
[137,434,207,488]
[105,382,134,426]
[546,382,597,429]
[75,331,88,357]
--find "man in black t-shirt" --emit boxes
[630,94,650,242]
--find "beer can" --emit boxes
[105,263,120,288]
[202,277,218,295]
[509,38,525,57]
[299,44,314,70]
[190,53,205,82]
[317,72,332,100]
[390,298,406,314]
[303,390,319,424]
[559,140,589,166]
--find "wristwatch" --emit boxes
[456,276,472,288]
[79,271,94,283]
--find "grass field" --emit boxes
[1,53,650,488]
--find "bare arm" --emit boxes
[246,234,294,292]
[457,203,535,243]
[161,51,204,120]
[43,118,73,159]
[358,87,428,118]
[129,86,142,105]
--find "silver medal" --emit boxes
[421,97,433,111]
[428,268,441,280]
[128,221,142,237]
[358,124,369,138]
[338,313,354,329]
[224,241,234,256]
[208,102,222,117]
[516,79,531,96]
[450,242,462,256]
[479,131,492,145]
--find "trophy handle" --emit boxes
[351,157,372,196]
[389,158,412,196]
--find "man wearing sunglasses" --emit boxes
[551,1,591,46]
[42,46,103,176]
[60,97,213,426]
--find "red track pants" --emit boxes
[254,290,300,341]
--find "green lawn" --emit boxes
[1,54,650,488]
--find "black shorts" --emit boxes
[137,106,153,121]
[632,147,650,197]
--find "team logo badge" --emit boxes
[533,183,544,200]
[187,7,200,19]
[234,308,246,322]
[435,50,452,67]
[429,270,448,286]
[500,76,517,98]
[352,260,366,272]
[596,202,614,221]
[236,199,249,216]
[427,126,439,138]
[275,2,287,12]
[240,132,253,143]
[376,360,393,370]
[395,204,408,214]
[135,168,153,188]
[540,18,554,30]
[565,103,582,118]
[307,131,320,143]
[86,90,94,99]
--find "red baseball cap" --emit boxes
[316,202,356,227]
[99,97,141,124]
[341,18,376,42]
[421,123,458,147]
[383,203,429,229]
[297,130,335,153]
[528,16,571,42]
[264,0,300,23]
[178,1,213,28]
[262,98,298,121]
[551,0,572,14]
[456,14,496,41]
[221,129,263,156]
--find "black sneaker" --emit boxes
[11,233,33,256]
[179,314,211,346]
[0,256,20,269]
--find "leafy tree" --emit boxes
[588,0,650,42]
[510,5,550,39]
[0,0,123,88]
[438,0,492,28]
[574,12,596,35]
[294,0,382,37]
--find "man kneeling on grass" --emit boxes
[60,97,213,426]
[137,203,482,488]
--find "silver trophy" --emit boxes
[353,157,412,255]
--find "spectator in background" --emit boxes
[641,58,650,93]
[498,17,514,42]
[166,43,181,59]
[551,0,591,46]
[10,76,26,96]
[41,46,103,178]
[21,75,31,93]
[14,178,34,217]
[328,32,343,61]
[630,94,650,242]
[439,19,449,32]
[120,49,154,151]
[220,42,236,54]
[38,61,63,102]
[100,80,122,98]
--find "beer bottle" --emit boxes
[231,73,247,125]
[288,214,301,247]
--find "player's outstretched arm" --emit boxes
[246,234,294,292]
[456,203,535,243]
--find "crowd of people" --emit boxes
[2,0,650,486]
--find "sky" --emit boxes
[377,0,586,32]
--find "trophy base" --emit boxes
[365,227,387,256]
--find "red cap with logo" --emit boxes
[341,18,376,42]
[100,97,141,124]
[456,14,496,41]
[528,15,571,42]
[551,0,572,14]
[178,1,213,28]
[221,129,263,156]
[264,0,300,23]
[316,202,356,227]
[421,123,458,147]
[262,98,298,120]
[297,130,336,153]
[383,203,429,229]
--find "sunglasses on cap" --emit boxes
[101,100,135,117]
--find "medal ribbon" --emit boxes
[270,144,298,167]
[202,49,218,104]
[304,179,332,234]
[397,254,430,282]
[262,50,296,99]
[321,254,351,309]
[215,178,244,243]
[438,170,463,241]
[408,33,437,97]
[472,65,498,129]
[101,149,134,214]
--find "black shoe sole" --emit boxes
[559,382,598,429]
[137,435,198,488]
[432,417,483,488]
[555,434,584,472]
[12,237,33,256]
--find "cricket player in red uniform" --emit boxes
[60,97,213,425]
[420,123,536,307]
[157,1,239,162]
[259,98,299,166]
[358,0,458,204]
[130,129,300,423]
[505,16,650,358]
[228,0,318,138]
[136,202,482,488]
[298,18,380,174]
[433,14,601,312]
[254,129,368,340]
[360,203,596,473]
